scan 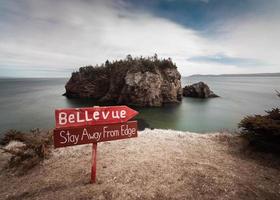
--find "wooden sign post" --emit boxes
[91,143,97,183]
[53,106,138,183]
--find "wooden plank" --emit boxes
[53,121,138,148]
[55,106,138,128]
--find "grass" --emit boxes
[0,129,53,175]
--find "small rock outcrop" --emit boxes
[183,82,219,98]
[64,55,182,107]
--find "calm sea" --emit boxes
[0,76,279,134]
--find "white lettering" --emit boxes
[60,130,67,144]
[81,128,88,141]
[93,111,100,120]
[85,111,93,121]
[59,112,67,125]
[81,128,102,141]
[112,111,120,119]
[103,126,119,138]
[77,112,85,123]
[60,130,79,144]
[120,110,126,119]
[102,111,110,119]
[69,114,75,123]
[121,125,136,137]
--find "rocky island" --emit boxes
[183,82,219,98]
[64,55,182,107]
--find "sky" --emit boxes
[0,0,279,77]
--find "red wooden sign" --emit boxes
[55,106,138,128]
[53,105,139,184]
[53,121,138,148]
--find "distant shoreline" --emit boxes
[187,72,280,78]
[1,72,280,79]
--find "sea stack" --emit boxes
[183,82,219,98]
[64,55,182,107]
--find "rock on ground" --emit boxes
[0,129,280,200]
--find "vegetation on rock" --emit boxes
[64,54,182,107]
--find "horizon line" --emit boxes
[1,72,280,79]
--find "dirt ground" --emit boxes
[0,129,280,200]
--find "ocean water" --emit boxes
[0,76,279,134]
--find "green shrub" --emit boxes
[239,108,280,152]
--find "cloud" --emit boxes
[216,13,280,68]
[0,0,279,77]
[0,0,216,76]
[188,54,267,67]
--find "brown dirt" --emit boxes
[0,129,280,200]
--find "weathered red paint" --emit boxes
[55,106,138,128]
[53,121,138,148]
[53,106,139,184]
[91,143,97,183]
